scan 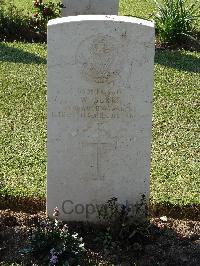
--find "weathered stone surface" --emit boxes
[47,15,155,222]
[61,0,119,16]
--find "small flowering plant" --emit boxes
[33,0,64,21]
[32,0,64,36]
[27,207,87,265]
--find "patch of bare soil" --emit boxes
[0,209,200,266]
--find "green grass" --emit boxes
[0,42,47,198]
[12,0,33,14]
[0,1,199,207]
[120,0,155,18]
[0,42,199,206]
[13,0,154,18]
[11,0,155,18]
[7,0,200,28]
[152,51,200,205]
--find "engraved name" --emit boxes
[51,88,134,120]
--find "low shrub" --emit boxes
[33,0,64,35]
[0,0,63,42]
[96,197,149,251]
[0,1,41,42]
[153,0,200,44]
[22,208,87,265]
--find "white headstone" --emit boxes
[61,0,119,16]
[47,15,155,222]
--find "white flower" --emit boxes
[72,233,78,239]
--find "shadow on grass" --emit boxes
[155,49,200,73]
[0,195,200,220]
[0,42,46,64]
[0,195,45,213]
[150,202,200,220]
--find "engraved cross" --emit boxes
[92,122,117,180]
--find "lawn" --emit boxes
[0,42,47,198]
[10,0,199,22]
[152,51,200,205]
[13,0,155,19]
[0,42,199,206]
[0,1,199,208]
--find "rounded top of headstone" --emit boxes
[48,15,155,28]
